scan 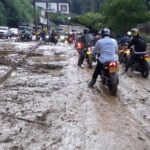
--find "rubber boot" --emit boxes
[88,78,96,88]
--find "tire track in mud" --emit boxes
[61,53,150,150]
[118,72,150,140]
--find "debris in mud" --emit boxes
[138,136,145,141]
[0,55,16,67]
[0,137,14,143]
[144,88,150,92]
[146,132,150,139]
[10,145,23,150]
[42,137,62,149]
[28,52,43,57]
[31,64,63,73]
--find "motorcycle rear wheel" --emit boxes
[109,84,118,96]
[141,61,149,78]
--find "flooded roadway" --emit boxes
[0,39,149,150]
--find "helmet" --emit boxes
[83,28,90,34]
[131,28,139,36]
[101,28,110,37]
[127,31,131,36]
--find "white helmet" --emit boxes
[101,28,111,37]
[127,31,131,36]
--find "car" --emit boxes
[9,28,19,37]
[18,26,30,34]
[0,26,11,38]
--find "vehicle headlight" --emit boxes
[60,35,65,40]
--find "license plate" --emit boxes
[125,49,130,55]
[145,57,150,61]
[87,51,91,54]
[109,67,118,73]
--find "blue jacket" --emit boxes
[93,36,118,63]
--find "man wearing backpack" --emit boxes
[125,28,146,72]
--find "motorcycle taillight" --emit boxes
[109,62,117,68]
[77,43,81,46]
[77,43,81,49]
[144,54,149,57]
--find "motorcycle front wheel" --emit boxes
[78,51,84,67]
[86,55,93,68]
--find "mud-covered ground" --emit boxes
[0,39,149,150]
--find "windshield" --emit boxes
[0,27,8,30]
[10,28,18,31]
[18,26,28,30]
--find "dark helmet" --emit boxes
[101,28,111,37]
[83,28,90,35]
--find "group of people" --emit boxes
[76,27,147,88]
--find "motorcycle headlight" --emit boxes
[46,35,49,38]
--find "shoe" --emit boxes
[88,78,96,88]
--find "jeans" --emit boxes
[92,60,103,80]
[125,54,137,72]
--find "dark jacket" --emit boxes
[83,33,94,47]
[118,36,131,45]
[128,35,146,52]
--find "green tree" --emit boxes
[0,0,34,27]
[102,0,150,34]
[70,0,106,14]
[71,12,104,32]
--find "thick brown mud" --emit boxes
[0,39,149,150]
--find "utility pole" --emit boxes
[33,0,37,29]
[46,0,48,31]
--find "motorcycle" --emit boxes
[119,45,131,66]
[100,61,119,96]
[130,52,150,78]
[78,46,93,68]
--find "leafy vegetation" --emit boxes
[48,13,68,25]
[70,0,106,14]
[0,0,150,35]
[71,12,104,32]
[102,0,150,34]
[71,0,150,34]
[0,0,34,27]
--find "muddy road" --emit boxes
[0,39,149,150]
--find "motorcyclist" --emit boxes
[40,29,46,41]
[50,28,57,44]
[22,29,32,41]
[125,28,146,72]
[89,28,118,88]
[118,31,132,47]
[77,28,94,67]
